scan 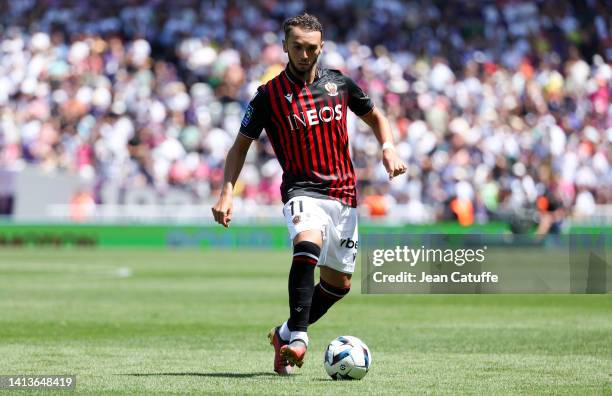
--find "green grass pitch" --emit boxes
[0,248,610,395]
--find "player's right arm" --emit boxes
[211,86,268,227]
[211,134,253,227]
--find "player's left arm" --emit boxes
[359,107,407,179]
[345,75,407,179]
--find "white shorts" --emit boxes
[283,196,359,274]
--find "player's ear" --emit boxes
[282,39,288,53]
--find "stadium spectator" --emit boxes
[0,0,609,224]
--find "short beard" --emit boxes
[288,55,318,80]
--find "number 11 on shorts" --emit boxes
[290,200,303,216]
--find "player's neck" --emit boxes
[288,62,318,85]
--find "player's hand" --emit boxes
[382,149,407,180]
[211,193,233,228]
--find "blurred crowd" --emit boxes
[0,0,610,224]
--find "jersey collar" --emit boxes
[284,64,322,86]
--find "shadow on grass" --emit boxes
[122,372,278,379]
[312,378,346,382]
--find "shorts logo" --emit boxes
[241,104,254,127]
[340,237,358,249]
[292,215,301,225]
[324,82,338,96]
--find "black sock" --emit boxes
[308,278,350,325]
[287,241,320,332]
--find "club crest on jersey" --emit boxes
[285,93,293,103]
[324,82,338,96]
[292,215,301,224]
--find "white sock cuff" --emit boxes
[290,331,308,346]
[279,321,291,341]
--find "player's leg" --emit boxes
[309,266,351,325]
[309,202,357,325]
[288,229,322,336]
[279,229,321,368]
[271,197,327,373]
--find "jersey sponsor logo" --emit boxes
[340,237,358,249]
[286,104,343,131]
[324,82,338,96]
[284,93,293,103]
[241,104,254,127]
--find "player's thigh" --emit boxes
[283,196,328,247]
[320,204,358,275]
[320,266,352,288]
[294,229,323,247]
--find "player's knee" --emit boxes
[320,278,351,299]
[293,240,321,263]
[334,275,351,291]
[341,274,352,290]
[320,267,352,289]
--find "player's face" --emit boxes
[283,27,324,74]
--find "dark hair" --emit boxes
[282,13,323,40]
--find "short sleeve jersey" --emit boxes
[239,66,374,208]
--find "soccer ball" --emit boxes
[323,336,371,380]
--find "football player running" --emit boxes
[212,13,406,375]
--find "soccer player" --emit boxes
[211,13,407,375]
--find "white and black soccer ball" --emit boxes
[323,335,371,380]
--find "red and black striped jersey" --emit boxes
[239,66,374,208]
